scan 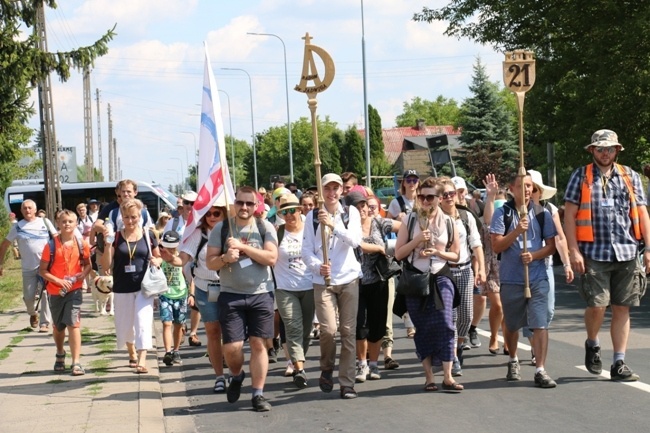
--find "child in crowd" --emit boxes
[158,230,189,366]
[39,209,91,376]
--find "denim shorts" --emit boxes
[195,288,219,323]
[158,294,188,324]
[501,279,550,332]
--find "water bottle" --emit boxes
[105,219,115,244]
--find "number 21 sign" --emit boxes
[503,50,536,93]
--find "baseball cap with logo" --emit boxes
[403,169,419,179]
[451,176,467,191]
[160,230,180,248]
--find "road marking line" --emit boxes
[575,366,650,393]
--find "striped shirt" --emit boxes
[564,164,646,262]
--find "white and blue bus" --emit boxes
[3,180,177,221]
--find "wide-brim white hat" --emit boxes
[527,170,557,201]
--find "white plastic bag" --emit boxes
[141,265,168,298]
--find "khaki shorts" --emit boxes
[579,258,639,307]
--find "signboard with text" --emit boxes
[19,146,78,183]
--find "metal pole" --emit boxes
[361,0,372,189]
[247,33,294,183]
[171,157,185,191]
[222,68,258,190]
[180,131,197,168]
[219,89,236,188]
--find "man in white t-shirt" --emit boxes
[165,191,197,235]
[0,200,57,331]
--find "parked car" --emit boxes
[374,187,396,207]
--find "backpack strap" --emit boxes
[277,224,286,246]
[397,195,407,213]
[47,237,87,271]
[171,216,180,232]
[191,229,209,277]
[47,238,56,271]
[445,216,454,251]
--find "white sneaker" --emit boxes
[355,364,369,383]
[368,365,381,380]
[284,361,294,377]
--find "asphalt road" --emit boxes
[157,267,650,433]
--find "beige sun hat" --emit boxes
[584,129,625,151]
[527,170,557,201]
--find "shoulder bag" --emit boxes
[140,229,169,298]
[395,213,430,297]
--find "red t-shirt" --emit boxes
[41,237,90,295]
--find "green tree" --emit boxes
[395,96,460,127]
[339,126,365,176]
[0,0,115,192]
[254,117,342,189]
[456,59,517,185]
[368,105,392,187]
[414,1,650,188]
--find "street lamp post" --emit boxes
[221,67,258,190]
[218,89,236,188]
[170,157,186,191]
[180,131,198,168]
[173,144,191,190]
[166,169,180,193]
[247,32,294,183]
[361,0,372,189]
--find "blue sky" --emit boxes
[32,0,503,188]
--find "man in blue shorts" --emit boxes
[491,173,557,388]
[206,186,278,412]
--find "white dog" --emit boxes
[91,274,114,316]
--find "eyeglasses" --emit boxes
[182,200,194,206]
[280,208,298,216]
[368,205,378,211]
[417,194,438,202]
[404,177,419,184]
[205,210,222,218]
[235,200,256,208]
[441,191,457,199]
[594,147,617,154]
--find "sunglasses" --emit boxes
[417,194,438,202]
[205,210,222,218]
[235,200,256,208]
[182,200,194,206]
[280,208,298,216]
[594,147,617,154]
[404,177,419,184]
[442,191,457,199]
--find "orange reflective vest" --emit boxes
[575,163,642,242]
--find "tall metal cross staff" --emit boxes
[503,50,536,298]
[295,32,336,287]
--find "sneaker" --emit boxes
[272,337,280,352]
[584,341,602,374]
[506,360,521,381]
[292,369,308,389]
[162,351,173,366]
[610,360,640,382]
[384,357,400,370]
[172,350,182,365]
[452,358,462,377]
[461,342,471,351]
[355,364,369,383]
[534,370,557,388]
[469,329,481,348]
[368,365,381,380]
[456,346,464,366]
[251,395,271,412]
[284,361,295,377]
[311,327,320,339]
[227,371,245,403]
[267,347,277,364]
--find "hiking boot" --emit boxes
[355,364,369,383]
[506,360,521,381]
[162,351,173,366]
[267,347,277,364]
[172,350,182,365]
[368,365,381,380]
[292,369,308,389]
[251,395,271,412]
[610,360,640,382]
[469,328,481,348]
[29,314,38,329]
[384,357,400,370]
[584,341,602,374]
[534,370,557,388]
[452,358,462,377]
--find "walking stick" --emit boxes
[503,50,536,299]
[295,33,336,287]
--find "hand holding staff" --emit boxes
[503,50,536,299]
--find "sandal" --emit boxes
[128,359,138,368]
[71,363,86,376]
[424,382,438,392]
[340,386,358,399]
[319,370,334,393]
[135,365,149,374]
[188,334,202,347]
[54,352,66,372]
[442,380,464,391]
[213,376,226,393]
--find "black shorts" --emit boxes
[217,292,275,344]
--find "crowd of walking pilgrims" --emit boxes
[1,128,650,412]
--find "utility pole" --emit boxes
[96,89,103,180]
[35,4,62,217]
[107,103,114,181]
[83,67,94,181]
[113,139,119,180]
